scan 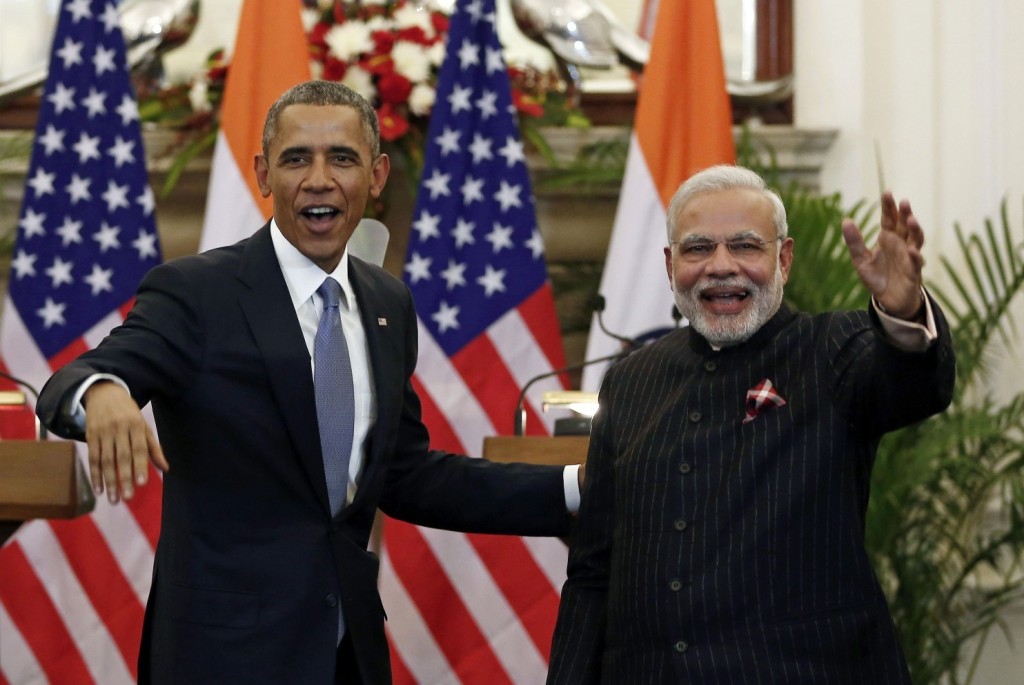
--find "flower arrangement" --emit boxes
[139,0,588,202]
[304,0,448,164]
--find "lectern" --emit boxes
[0,441,95,545]
[482,435,589,466]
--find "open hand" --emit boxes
[841,191,926,319]
[84,381,169,503]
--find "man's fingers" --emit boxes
[841,218,869,264]
[87,434,104,497]
[879,192,898,233]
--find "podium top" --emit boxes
[482,436,588,466]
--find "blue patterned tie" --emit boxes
[315,277,355,517]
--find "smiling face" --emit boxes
[664,187,794,347]
[254,103,390,273]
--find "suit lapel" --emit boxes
[236,225,333,515]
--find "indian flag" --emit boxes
[581,0,736,390]
[199,0,311,251]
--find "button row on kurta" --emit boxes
[673,519,689,531]
[679,462,692,474]
[669,579,683,591]
[688,411,702,423]
[704,360,717,372]
[674,640,689,653]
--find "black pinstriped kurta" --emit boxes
[548,302,955,684]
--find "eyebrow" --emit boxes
[677,230,764,244]
[276,145,362,163]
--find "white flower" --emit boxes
[300,8,320,33]
[393,4,434,38]
[364,16,391,32]
[341,65,376,102]
[188,78,211,113]
[391,41,431,84]
[362,0,389,5]
[325,22,374,62]
[428,41,446,67]
[408,83,436,116]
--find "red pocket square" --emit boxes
[743,379,787,424]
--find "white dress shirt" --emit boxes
[271,221,376,505]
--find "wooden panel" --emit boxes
[0,441,92,520]
[482,436,589,466]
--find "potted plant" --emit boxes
[777,179,1024,684]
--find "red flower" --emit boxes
[378,72,412,105]
[377,103,410,141]
[396,26,429,45]
[322,57,348,82]
[512,90,544,118]
[371,30,395,55]
[309,22,331,49]
[431,13,449,35]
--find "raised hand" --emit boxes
[841,191,926,320]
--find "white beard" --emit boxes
[672,263,785,347]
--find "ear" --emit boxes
[779,236,795,283]
[370,153,391,199]
[254,155,271,198]
[664,245,674,288]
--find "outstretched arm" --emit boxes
[841,191,926,320]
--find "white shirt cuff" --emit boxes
[563,464,581,513]
[872,288,938,352]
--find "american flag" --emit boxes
[0,1,163,683]
[379,0,570,682]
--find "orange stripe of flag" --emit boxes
[222,0,312,214]
[636,0,735,206]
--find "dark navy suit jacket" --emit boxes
[38,224,570,685]
[548,303,955,684]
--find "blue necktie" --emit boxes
[315,277,355,517]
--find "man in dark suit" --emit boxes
[547,165,955,684]
[36,80,578,685]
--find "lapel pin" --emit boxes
[378,317,388,326]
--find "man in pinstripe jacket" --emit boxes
[548,165,955,684]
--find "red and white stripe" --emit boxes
[381,285,568,684]
[0,296,158,685]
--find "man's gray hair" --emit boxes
[262,80,381,160]
[666,164,788,242]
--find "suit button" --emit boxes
[704,361,717,372]
[674,640,688,653]
[325,594,338,607]
[669,579,682,591]
[688,411,702,423]
[674,519,688,531]
[679,462,692,474]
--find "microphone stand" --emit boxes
[513,351,625,436]
[0,370,47,439]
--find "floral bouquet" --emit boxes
[303,0,448,172]
[140,0,588,204]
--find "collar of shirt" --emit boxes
[270,219,356,312]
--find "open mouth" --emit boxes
[699,287,751,313]
[301,206,341,225]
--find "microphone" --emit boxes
[672,304,683,328]
[0,369,47,439]
[591,294,637,350]
[513,351,624,436]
